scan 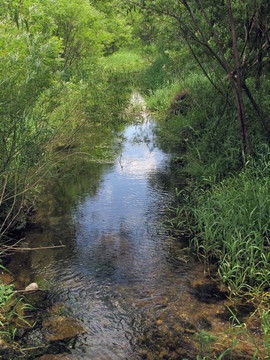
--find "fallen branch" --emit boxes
[20,345,46,352]
[2,243,65,252]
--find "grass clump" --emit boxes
[0,283,32,342]
[174,152,270,297]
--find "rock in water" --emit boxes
[36,355,77,360]
[42,316,85,341]
[25,282,39,291]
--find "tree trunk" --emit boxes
[226,0,251,162]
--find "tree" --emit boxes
[0,0,136,240]
[124,0,270,163]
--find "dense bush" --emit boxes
[0,0,138,240]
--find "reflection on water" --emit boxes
[9,111,241,359]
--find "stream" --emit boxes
[7,95,256,359]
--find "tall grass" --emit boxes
[178,150,270,296]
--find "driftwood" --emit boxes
[1,242,65,252]
[9,244,65,251]
[20,345,46,353]
[0,240,65,256]
[16,289,39,293]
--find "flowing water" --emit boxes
[8,95,257,359]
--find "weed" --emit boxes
[0,283,33,341]
[193,308,270,359]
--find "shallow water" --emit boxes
[8,101,258,359]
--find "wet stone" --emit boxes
[195,316,212,330]
[22,328,47,347]
[176,347,188,357]
[42,316,85,342]
[25,282,39,291]
[50,302,68,315]
[25,289,47,307]
[182,320,197,333]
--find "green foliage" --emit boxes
[127,0,270,301]
[0,0,141,240]
[0,283,32,341]
[124,0,270,162]
[180,151,270,296]
[154,72,242,181]
[0,8,63,236]
[139,53,176,94]
[134,0,270,299]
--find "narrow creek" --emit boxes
[7,95,255,359]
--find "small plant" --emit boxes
[195,330,218,358]
[261,309,270,358]
[194,308,270,359]
[0,283,33,341]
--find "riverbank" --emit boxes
[140,70,270,357]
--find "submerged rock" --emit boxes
[36,355,77,360]
[25,289,47,307]
[42,316,85,342]
[0,272,14,285]
[195,316,212,330]
[22,328,47,347]
[190,280,227,304]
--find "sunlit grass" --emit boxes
[100,49,146,73]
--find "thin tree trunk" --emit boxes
[242,81,270,137]
[226,0,251,162]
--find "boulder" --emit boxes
[42,316,85,342]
